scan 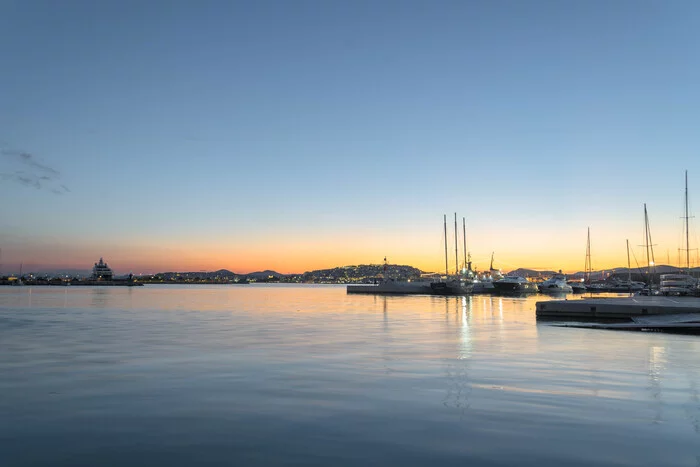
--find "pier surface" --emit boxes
[536,296,700,320]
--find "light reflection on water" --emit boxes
[1,284,700,466]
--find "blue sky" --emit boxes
[1,0,699,273]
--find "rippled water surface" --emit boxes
[2,284,700,466]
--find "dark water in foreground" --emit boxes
[1,284,699,466]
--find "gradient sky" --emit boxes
[1,0,699,275]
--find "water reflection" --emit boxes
[90,287,110,308]
[647,345,666,425]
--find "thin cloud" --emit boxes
[0,146,69,195]
[18,152,61,176]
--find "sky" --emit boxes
[1,0,699,275]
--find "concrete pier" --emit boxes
[536,296,700,320]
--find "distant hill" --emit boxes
[505,268,557,278]
[247,270,287,280]
[290,264,422,283]
[571,265,700,278]
[504,265,700,282]
[11,262,700,283]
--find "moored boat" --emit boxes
[493,276,539,294]
[660,273,698,296]
[569,281,587,293]
[539,272,574,294]
[347,278,435,295]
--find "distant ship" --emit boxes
[92,257,114,281]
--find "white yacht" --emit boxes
[538,272,573,294]
[92,257,114,281]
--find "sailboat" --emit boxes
[570,228,591,293]
[604,240,645,293]
[14,262,24,286]
[638,203,659,296]
[430,213,474,295]
[660,170,699,296]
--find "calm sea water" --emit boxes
[1,284,699,466]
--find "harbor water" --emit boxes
[1,284,700,466]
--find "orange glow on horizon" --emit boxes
[3,222,696,275]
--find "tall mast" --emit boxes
[644,203,656,289]
[644,204,651,276]
[584,227,591,284]
[443,214,448,277]
[685,170,690,270]
[462,217,467,271]
[454,213,459,276]
[626,239,632,294]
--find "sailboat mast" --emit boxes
[454,213,458,276]
[626,239,631,280]
[443,214,448,277]
[644,204,651,275]
[644,203,656,289]
[626,239,632,294]
[462,217,467,271]
[585,227,591,284]
[685,169,690,270]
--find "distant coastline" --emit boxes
[2,263,698,286]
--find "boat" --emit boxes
[347,257,436,295]
[347,278,435,295]
[468,253,500,294]
[660,171,698,296]
[14,262,24,286]
[605,279,646,292]
[538,271,574,294]
[493,275,539,294]
[660,273,697,296]
[569,281,587,293]
[429,214,477,295]
[92,257,114,281]
[638,203,658,296]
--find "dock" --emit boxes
[536,296,700,320]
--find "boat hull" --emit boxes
[347,282,433,295]
[492,282,539,294]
